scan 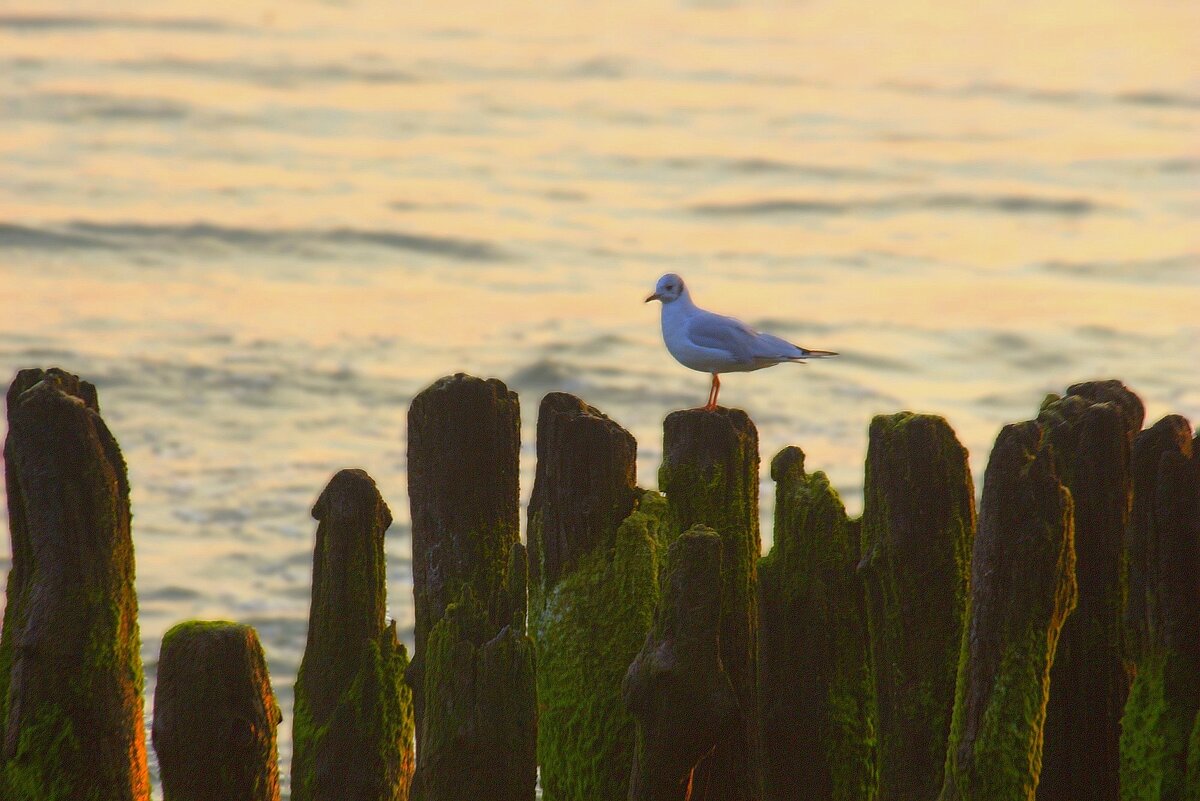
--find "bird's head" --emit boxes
[645,273,686,304]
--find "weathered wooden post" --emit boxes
[859,412,975,801]
[1037,380,1142,801]
[939,421,1077,800]
[659,407,762,800]
[406,374,536,801]
[527,393,663,800]
[624,525,738,801]
[1120,415,1200,801]
[0,367,150,800]
[153,621,282,801]
[292,469,414,801]
[758,446,875,801]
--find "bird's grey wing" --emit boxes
[748,331,809,361]
[685,312,762,363]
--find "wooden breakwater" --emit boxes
[1,367,1198,801]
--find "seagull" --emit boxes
[645,273,837,410]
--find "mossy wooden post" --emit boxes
[1188,708,1200,800]
[153,621,282,801]
[859,413,974,801]
[0,368,150,800]
[292,469,414,801]
[939,421,1077,801]
[758,446,875,801]
[1120,415,1200,801]
[527,393,663,800]
[1036,381,1143,801]
[624,526,738,801]
[406,374,536,801]
[659,407,762,801]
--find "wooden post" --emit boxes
[939,421,1077,800]
[0,368,150,800]
[153,621,282,801]
[1120,415,1200,801]
[405,374,535,800]
[292,469,414,801]
[759,446,875,801]
[624,526,737,801]
[1037,381,1142,801]
[859,412,975,801]
[527,393,661,800]
[659,407,762,801]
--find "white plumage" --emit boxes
[645,273,837,409]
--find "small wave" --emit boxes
[0,13,234,33]
[691,193,1102,217]
[566,56,628,79]
[1115,91,1200,110]
[643,155,907,183]
[1,220,505,261]
[114,56,417,89]
[1157,159,1200,174]
[0,222,118,250]
[1042,254,1199,284]
[141,585,203,602]
[885,80,1200,111]
[508,358,587,394]
[3,91,192,122]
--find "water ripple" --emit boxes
[1,221,506,261]
[691,193,1104,217]
[0,13,235,33]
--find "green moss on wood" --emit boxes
[407,374,523,781]
[292,469,414,801]
[532,501,661,800]
[1186,708,1200,800]
[860,412,975,801]
[1121,650,1200,801]
[153,621,282,801]
[419,588,536,801]
[939,422,1077,801]
[1037,385,1137,801]
[0,369,148,801]
[2,702,88,801]
[759,446,875,801]
[659,408,762,800]
[1119,417,1200,801]
[624,525,738,801]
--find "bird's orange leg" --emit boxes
[704,374,720,411]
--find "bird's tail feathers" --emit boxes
[799,348,838,358]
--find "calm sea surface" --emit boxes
[1,0,1197,795]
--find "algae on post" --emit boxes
[153,621,282,801]
[659,407,763,801]
[0,368,149,801]
[532,500,663,799]
[406,374,535,799]
[1119,417,1200,801]
[759,446,875,801]
[860,412,974,801]
[624,525,738,801]
[938,421,1077,801]
[292,468,415,801]
[526,392,663,801]
[1037,383,1141,801]
[420,588,537,801]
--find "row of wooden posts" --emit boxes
[0,367,1198,800]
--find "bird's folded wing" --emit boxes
[685,312,765,362]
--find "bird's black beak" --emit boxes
[645,292,661,303]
